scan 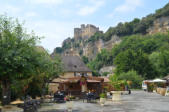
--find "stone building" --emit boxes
[48,55,109,97]
[60,55,93,78]
[74,24,101,39]
[49,55,92,94]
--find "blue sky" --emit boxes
[0,0,168,53]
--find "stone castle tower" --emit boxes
[74,24,101,39]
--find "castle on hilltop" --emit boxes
[74,24,102,39]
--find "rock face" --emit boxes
[99,66,115,75]
[52,16,169,61]
[148,16,169,34]
[59,35,121,60]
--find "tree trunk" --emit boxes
[2,80,11,105]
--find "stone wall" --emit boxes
[74,24,100,39]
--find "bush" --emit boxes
[109,74,125,91]
[100,93,107,98]
[118,70,143,89]
[147,83,154,92]
[102,72,109,76]
[82,56,89,64]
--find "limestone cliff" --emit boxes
[147,16,169,34]
[51,3,169,75]
[54,15,168,59]
[52,2,169,60]
[52,34,121,61]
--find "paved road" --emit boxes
[38,91,169,112]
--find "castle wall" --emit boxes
[74,24,100,39]
[74,28,82,39]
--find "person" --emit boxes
[125,85,128,91]
[87,90,92,95]
[86,90,95,103]
[91,89,95,93]
[128,89,131,94]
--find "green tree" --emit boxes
[0,15,62,105]
[159,50,169,77]
[82,56,89,64]
[87,49,113,72]
[54,47,63,54]
[114,49,155,79]
[149,52,161,77]
[149,51,169,77]
[118,70,143,89]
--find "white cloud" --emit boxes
[0,0,107,53]
[0,4,21,16]
[25,20,78,53]
[25,12,37,18]
[26,0,64,5]
[108,0,143,18]
[77,0,105,16]
[25,20,106,53]
[115,0,143,13]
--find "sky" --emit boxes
[0,0,168,53]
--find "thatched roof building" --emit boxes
[49,55,110,96]
[163,75,169,80]
[62,56,92,72]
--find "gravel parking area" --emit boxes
[38,91,169,112]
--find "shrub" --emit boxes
[109,74,125,91]
[102,72,109,76]
[147,83,154,92]
[100,93,107,98]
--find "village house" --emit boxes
[49,55,109,97]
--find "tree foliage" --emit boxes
[149,50,169,78]
[82,56,89,64]
[88,33,169,79]
[86,3,169,42]
[0,15,62,105]
[114,49,156,79]
[118,70,143,89]
[87,49,113,75]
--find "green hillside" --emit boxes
[88,2,169,42]
[53,2,169,80]
[86,2,169,79]
[88,33,169,79]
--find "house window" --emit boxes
[77,73,80,76]
[81,73,84,76]
[74,72,76,76]
[81,73,87,77]
[84,73,87,77]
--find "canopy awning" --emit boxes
[51,76,109,84]
[87,79,100,83]
[152,79,166,83]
